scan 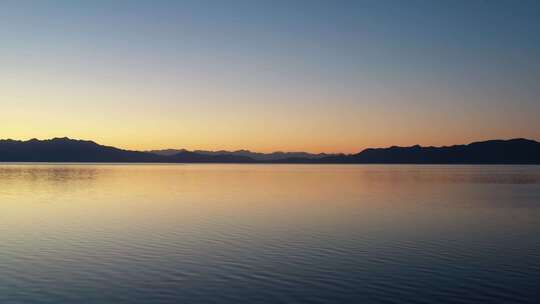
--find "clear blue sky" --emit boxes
[2,0,539,152]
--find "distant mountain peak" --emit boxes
[1,137,539,164]
[147,148,336,161]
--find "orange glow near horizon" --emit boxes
[2,1,540,153]
[3,77,539,153]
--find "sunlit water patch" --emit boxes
[1,164,539,303]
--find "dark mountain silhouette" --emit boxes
[0,138,254,163]
[167,151,256,163]
[148,148,334,161]
[0,137,161,162]
[1,137,539,164]
[147,149,189,156]
[317,138,540,164]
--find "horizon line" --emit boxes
[1,136,538,156]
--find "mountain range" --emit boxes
[1,137,539,164]
[147,149,334,161]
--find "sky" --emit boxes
[1,0,539,153]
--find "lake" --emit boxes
[1,164,539,303]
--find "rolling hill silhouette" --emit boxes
[318,138,540,164]
[0,138,161,162]
[0,137,539,164]
[0,138,252,163]
[148,148,333,161]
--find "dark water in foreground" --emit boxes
[1,164,539,303]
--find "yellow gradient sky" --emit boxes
[1,1,539,153]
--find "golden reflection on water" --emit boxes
[2,164,539,235]
[1,164,540,303]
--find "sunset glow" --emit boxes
[2,1,539,153]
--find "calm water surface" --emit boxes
[1,164,539,303]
